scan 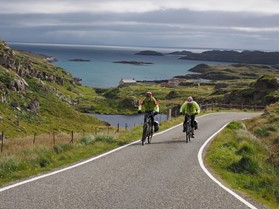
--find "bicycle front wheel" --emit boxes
[147,124,153,144]
[142,123,148,145]
[186,124,191,143]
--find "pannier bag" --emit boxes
[154,121,159,132]
[194,120,198,130]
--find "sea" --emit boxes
[9,42,231,88]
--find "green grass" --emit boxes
[205,103,279,209]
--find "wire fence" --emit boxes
[168,103,265,118]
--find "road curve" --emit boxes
[0,112,265,209]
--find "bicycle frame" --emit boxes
[141,112,154,145]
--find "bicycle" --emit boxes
[184,115,192,143]
[141,111,154,146]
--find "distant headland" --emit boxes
[135,49,279,65]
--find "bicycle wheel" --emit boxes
[147,123,153,144]
[142,123,148,145]
[186,123,191,143]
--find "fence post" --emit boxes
[168,109,172,120]
[125,123,128,130]
[53,131,55,145]
[115,123,119,133]
[1,131,3,152]
[241,103,243,110]
[33,132,36,144]
[70,131,74,144]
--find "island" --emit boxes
[113,61,153,65]
[68,59,91,62]
[135,50,164,56]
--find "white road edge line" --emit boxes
[197,122,258,209]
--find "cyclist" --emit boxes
[179,96,200,137]
[138,91,159,132]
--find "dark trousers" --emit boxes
[144,111,155,125]
[184,114,195,128]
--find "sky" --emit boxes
[0,0,279,51]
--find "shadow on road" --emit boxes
[132,139,195,146]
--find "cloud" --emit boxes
[0,0,278,50]
[0,0,278,14]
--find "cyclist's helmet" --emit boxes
[146,91,152,98]
[187,96,193,104]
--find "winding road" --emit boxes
[0,112,265,209]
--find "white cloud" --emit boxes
[0,0,278,14]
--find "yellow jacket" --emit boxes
[138,96,159,112]
[180,101,200,115]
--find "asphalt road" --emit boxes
[0,112,265,209]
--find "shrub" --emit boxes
[53,143,73,154]
[227,121,245,130]
[95,135,115,144]
[236,141,255,155]
[254,127,271,137]
[0,156,25,177]
[228,155,260,175]
[79,135,96,145]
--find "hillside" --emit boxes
[0,41,106,138]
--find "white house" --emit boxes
[119,78,137,87]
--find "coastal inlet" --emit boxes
[90,113,168,129]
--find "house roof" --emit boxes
[120,79,136,83]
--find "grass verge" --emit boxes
[204,104,278,209]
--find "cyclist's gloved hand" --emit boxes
[195,112,198,115]
[138,110,142,114]
[180,112,183,115]
[153,111,158,115]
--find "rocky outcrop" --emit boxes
[9,77,29,91]
[28,99,40,112]
[0,41,80,88]
[223,75,279,105]
[119,97,138,109]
